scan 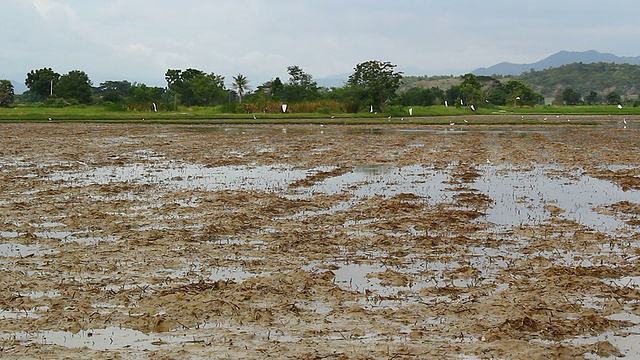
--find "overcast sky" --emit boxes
[3,0,639,89]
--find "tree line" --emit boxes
[1,60,554,112]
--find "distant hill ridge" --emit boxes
[472,50,640,76]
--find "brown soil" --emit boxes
[0,120,639,359]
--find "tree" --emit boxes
[0,80,15,107]
[504,80,544,106]
[347,60,403,112]
[399,87,437,106]
[606,91,622,105]
[486,86,508,105]
[129,84,165,103]
[585,91,600,105]
[97,80,132,101]
[25,68,60,100]
[562,88,582,105]
[232,74,251,103]
[165,68,227,106]
[56,70,93,104]
[459,73,482,105]
[282,65,319,102]
[252,77,285,103]
[444,85,461,106]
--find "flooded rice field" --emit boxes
[0,120,639,359]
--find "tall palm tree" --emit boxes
[232,74,251,103]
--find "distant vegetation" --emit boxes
[1,59,639,117]
[517,62,640,103]
[403,62,640,106]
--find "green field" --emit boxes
[0,104,636,124]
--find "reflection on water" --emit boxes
[0,327,178,351]
[46,160,639,236]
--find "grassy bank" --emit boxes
[0,104,636,124]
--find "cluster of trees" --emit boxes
[13,59,638,111]
[24,68,93,104]
[517,62,640,103]
[397,74,544,108]
[557,88,623,106]
[13,67,169,110]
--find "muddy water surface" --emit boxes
[0,121,639,359]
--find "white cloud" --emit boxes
[1,0,639,87]
[125,43,153,55]
[32,0,75,20]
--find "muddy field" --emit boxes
[0,119,639,359]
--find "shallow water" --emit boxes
[3,123,639,357]
[0,327,178,351]
[45,160,640,237]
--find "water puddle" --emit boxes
[49,162,312,193]
[570,313,640,359]
[475,165,640,232]
[0,243,57,257]
[0,326,182,351]
[43,159,639,240]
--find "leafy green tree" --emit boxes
[56,70,93,104]
[562,88,582,105]
[444,85,461,106]
[347,60,403,112]
[606,91,622,105]
[584,91,600,105]
[486,87,508,105]
[25,67,60,100]
[504,80,544,106]
[129,84,165,103]
[459,73,482,105]
[269,77,285,100]
[252,77,285,103]
[0,80,15,107]
[232,74,251,103]
[399,87,437,106]
[282,65,319,102]
[97,80,132,103]
[165,68,227,106]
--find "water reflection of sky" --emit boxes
[47,159,639,236]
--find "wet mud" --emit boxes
[0,120,639,359]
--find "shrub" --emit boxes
[104,101,127,111]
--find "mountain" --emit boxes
[472,50,640,76]
[10,80,27,94]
